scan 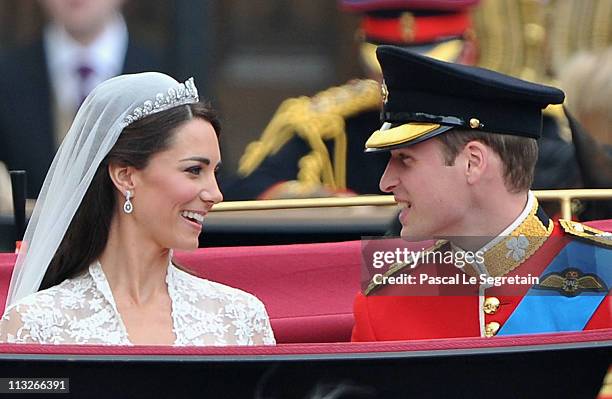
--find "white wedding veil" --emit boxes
[5,72,199,309]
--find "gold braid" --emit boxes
[472,0,525,77]
[548,0,612,77]
[518,0,547,82]
[238,97,312,176]
[475,0,612,84]
[238,79,381,191]
[592,0,612,49]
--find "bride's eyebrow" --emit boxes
[179,156,210,165]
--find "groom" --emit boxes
[352,45,612,341]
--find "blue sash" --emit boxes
[498,240,612,335]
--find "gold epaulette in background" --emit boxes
[559,219,612,248]
[548,0,612,78]
[472,0,546,82]
[365,240,448,296]
[238,79,382,190]
[473,0,612,84]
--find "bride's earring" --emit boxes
[123,190,133,214]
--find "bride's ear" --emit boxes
[108,163,136,195]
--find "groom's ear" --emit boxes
[107,163,136,194]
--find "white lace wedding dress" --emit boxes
[0,262,276,346]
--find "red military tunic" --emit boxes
[352,199,612,341]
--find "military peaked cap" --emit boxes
[365,45,565,152]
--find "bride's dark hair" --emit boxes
[39,102,220,291]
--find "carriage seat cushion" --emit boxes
[0,240,363,344]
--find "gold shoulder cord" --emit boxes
[238,80,381,191]
[559,219,612,248]
[238,97,312,177]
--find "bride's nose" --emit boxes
[199,176,223,204]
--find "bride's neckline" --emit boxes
[89,261,178,346]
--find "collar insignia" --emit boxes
[535,268,607,297]
[463,198,553,278]
[399,12,415,42]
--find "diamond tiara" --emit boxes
[123,77,199,126]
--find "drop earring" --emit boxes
[123,190,133,214]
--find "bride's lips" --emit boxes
[180,210,207,231]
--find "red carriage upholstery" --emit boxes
[0,255,13,312]
[0,240,363,344]
[0,223,610,397]
[0,328,609,355]
[0,219,610,344]
[174,241,362,343]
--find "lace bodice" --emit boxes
[0,262,276,346]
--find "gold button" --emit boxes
[485,322,501,337]
[469,118,480,129]
[483,297,501,315]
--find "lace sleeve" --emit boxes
[215,292,277,346]
[0,304,39,344]
[252,300,276,346]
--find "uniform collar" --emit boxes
[459,191,554,278]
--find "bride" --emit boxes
[0,73,275,346]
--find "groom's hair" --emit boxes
[40,102,220,291]
[435,129,538,193]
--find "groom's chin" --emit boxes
[400,226,431,242]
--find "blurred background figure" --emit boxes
[223,0,612,205]
[473,0,612,219]
[0,0,610,219]
[0,0,164,199]
[560,48,612,148]
[222,0,480,200]
[559,48,612,220]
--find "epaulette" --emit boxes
[559,219,612,248]
[364,240,448,296]
[238,79,382,190]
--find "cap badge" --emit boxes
[399,12,415,43]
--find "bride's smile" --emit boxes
[1,74,274,346]
[113,117,223,251]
